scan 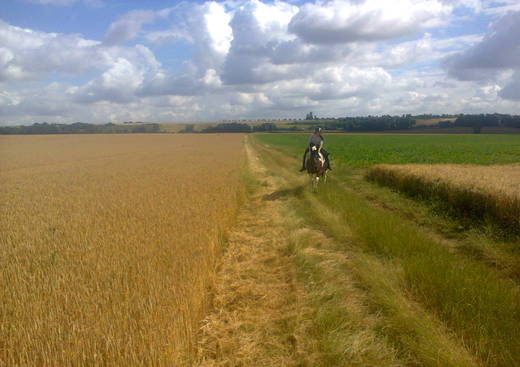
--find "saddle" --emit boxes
[306,146,325,172]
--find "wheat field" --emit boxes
[0,134,246,366]
[366,163,520,233]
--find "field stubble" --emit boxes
[0,134,246,366]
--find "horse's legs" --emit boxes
[312,175,319,192]
[310,174,314,190]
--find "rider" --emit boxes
[299,127,332,172]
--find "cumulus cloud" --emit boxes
[288,0,452,44]
[104,10,159,45]
[499,71,520,100]
[0,82,80,119]
[182,1,234,74]
[0,20,101,81]
[138,68,222,97]
[2,0,519,125]
[0,90,21,107]
[270,39,353,64]
[440,0,482,12]
[310,65,392,100]
[144,29,189,45]
[445,11,520,75]
[251,65,392,109]
[445,11,520,100]
[142,2,234,77]
[74,58,145,103]
[483,0,520,15]
[0,19,161,106]
[220,0,299,84]
[358,33,483,68]
[70,44,160,104]
[0,20,161,84]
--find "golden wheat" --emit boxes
[0,134,246,366]
[366,163,520,233]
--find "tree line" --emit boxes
[179,122,299,133]
[2,114,519,135]
[0,122,161,134]
[439,114,520,132]
[182,116,416,133]
[320,115,415,131]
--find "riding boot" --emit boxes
[325,156,332,170]
[300,151,307,172]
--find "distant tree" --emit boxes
[253,123,277,132]
[502,115,520,128]
[327,115,415,132]
[179,124,195,133]
[201,123,251,133]
[438,120,453,128]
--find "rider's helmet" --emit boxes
[314,127,322,133]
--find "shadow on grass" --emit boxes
[262,186,305,201]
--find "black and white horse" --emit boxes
[306,145,328,191]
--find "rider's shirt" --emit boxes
[309,134,323,148]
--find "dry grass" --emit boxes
[197,142,317,367]
[0,134,246,366]
[366,164,520,234]
[196,174,313,366]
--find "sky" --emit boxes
[0,0,519,125]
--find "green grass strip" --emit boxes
[312,180,520,366]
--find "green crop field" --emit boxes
[255,133,520,167]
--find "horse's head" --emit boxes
[310,145,320,158]
[307,145,326,175]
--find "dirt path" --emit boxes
[196,142,316,366]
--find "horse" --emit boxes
[305,145,328,191]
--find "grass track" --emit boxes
[252,140,479,366]
[197,140,406,366]
[252,136,520,367]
